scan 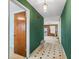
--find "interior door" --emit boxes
[14,11,26,57]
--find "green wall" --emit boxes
[61,0,71,59]
[17,0,44,53]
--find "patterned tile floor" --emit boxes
[28,42,67,59]
[10,39,67,59]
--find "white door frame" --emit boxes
[59,17,61,43]
[10,0,30,58]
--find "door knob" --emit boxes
[14,34,16,36]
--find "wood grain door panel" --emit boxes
[14,11,26,57]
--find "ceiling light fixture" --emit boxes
[43,0,48,12]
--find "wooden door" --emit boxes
[14,11,26,57]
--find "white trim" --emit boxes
[59,17,61,43]
[10,0,30,58]
[12,10,25,14]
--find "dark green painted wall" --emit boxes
[61,0,71,59]
[17,0,44,53]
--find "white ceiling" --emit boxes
[27,0,66,18]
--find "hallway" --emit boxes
[9,0,71,59]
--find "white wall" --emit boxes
[44,16,61,43]
[10,1,24,48]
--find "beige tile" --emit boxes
[10,39,67,59]
[28,40,67,59]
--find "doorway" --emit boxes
[44,24,58,37]
[9,0,30,59]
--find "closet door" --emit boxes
[14,11,26,57]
